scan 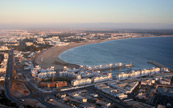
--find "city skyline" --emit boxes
[0,0,173,29]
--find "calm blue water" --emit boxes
[59,37,173,71]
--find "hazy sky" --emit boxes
[0,0,173,29]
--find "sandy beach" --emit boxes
[35,39,114,70]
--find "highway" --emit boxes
[4,50,22,104]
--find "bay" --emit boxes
[59,37,173,72]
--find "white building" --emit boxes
[25,42,33,46]
[93,73,112,83]
[0,53,8,73]
[108,81,139,94]
[117,72,129,80]
[117,67,161,80]
[116,93,128,99]
[96,100,111,107]
[0,76,5,81]
[161,67,170,72]
[160,79,171,85]
[80,71,100,78]
[31,65,56,79]
[95,84,128,99]
[75,74,82,79]
[125,82,139,94]
[71,78,92,86]
[36,38,45,44]
[71,93,88,103]
[56,42,69,46]
[51,36,60,41]
[37,71,56,79]
[141,79,155,85]
[0,46,9,51]
[37,38,43,42]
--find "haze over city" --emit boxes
[0,0,173,29]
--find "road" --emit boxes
[4,50,22,104]
[4,50,62,108]
[24,81,59,108]
[7,50,167,107]
[21,79,130,108]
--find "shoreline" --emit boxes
[35,35,173,71]
[35,38,115,70]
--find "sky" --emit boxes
[0,0,173,29]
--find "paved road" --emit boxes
[8,49,167,108]
[4,50,22,104]
[25,81,60,108]
[4,50,61,108]
[21,79,130,108]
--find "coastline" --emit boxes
[35,38,118,70]
[35,36,173,71]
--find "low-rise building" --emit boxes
[71,78,92,86]
[0,46,9,51]
[40,81,67,88]
[31,65,56,79]
[92,73,112,83]
[141,79,156,86]
[56,81,67,87]
[95,84,128,99]
[71,93,88,103]
[25,42,34,46]
[0,53,8,73]
[0,76,5,81]
[117,67,161,80]
[96,100,111,107]
[160,79,171,85]
[161,67,170,72]
[108,81,139,94]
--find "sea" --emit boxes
[59,37,173,76]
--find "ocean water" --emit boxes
[59,37,173,72]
